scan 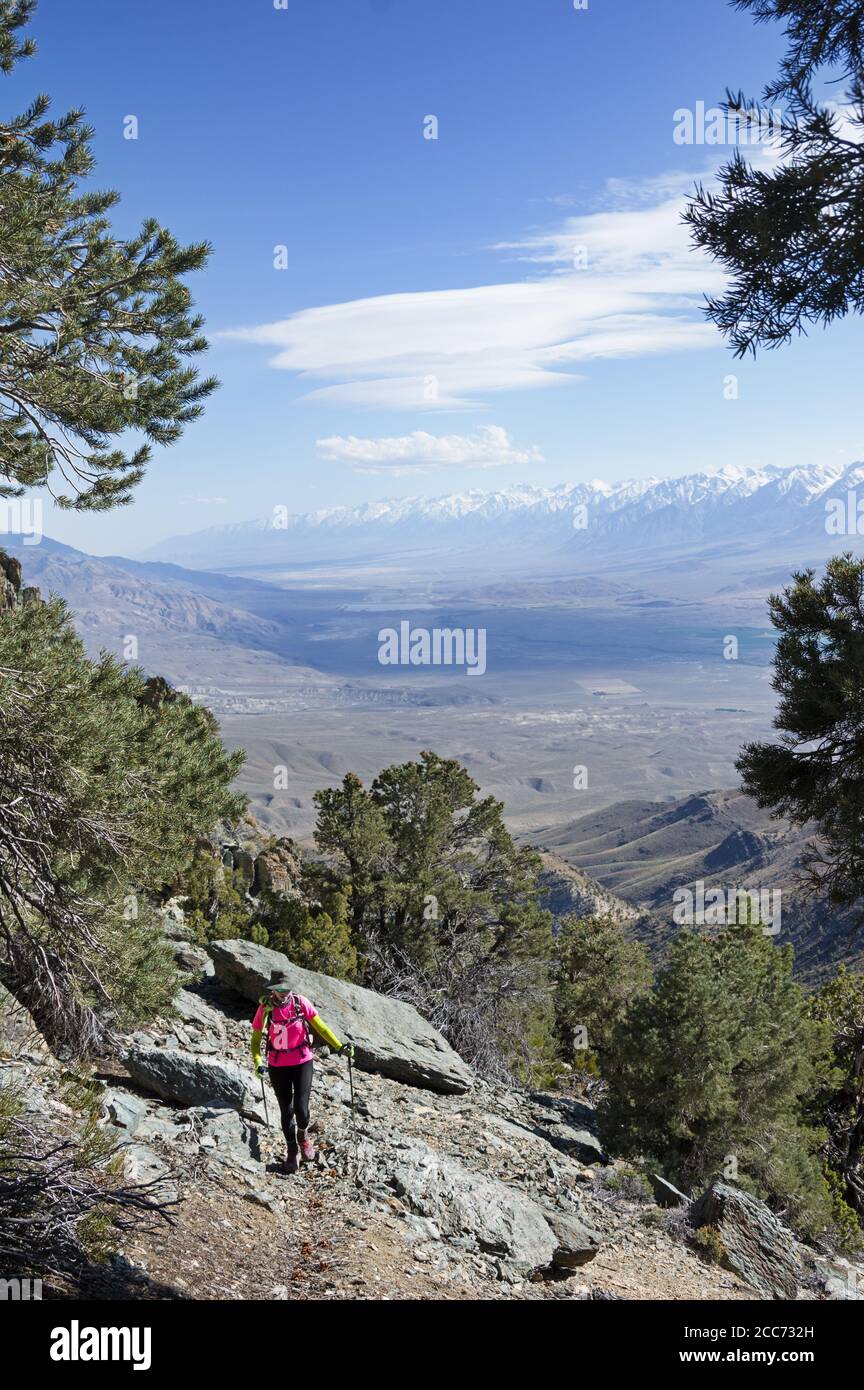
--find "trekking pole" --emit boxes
[260,1071,270,1128]
[347,1046,360,1178]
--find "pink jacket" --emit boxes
[252,994,316,1067]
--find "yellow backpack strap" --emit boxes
[261,998,273,1058]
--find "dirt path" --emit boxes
[114,1159,758,1303]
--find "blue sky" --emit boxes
[8,0,864,555]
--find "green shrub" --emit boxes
[600,922,834,1237]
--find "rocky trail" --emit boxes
[2,930,860,1303]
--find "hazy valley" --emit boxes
[8,461,864,980]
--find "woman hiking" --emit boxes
[251,968,354,1173]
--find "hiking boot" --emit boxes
[298,1129,315,1162]
[285,1142,300,1175]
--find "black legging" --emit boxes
[268,1061,314,1140]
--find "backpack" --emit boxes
[261,992,313,1061]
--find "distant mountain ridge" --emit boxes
[0,536,501,712]
[0,535,342,698]
[140,461,864,571]
[535,788,864,984]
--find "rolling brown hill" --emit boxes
[533,789,864,984]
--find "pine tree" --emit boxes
[553,913,652,1069]
[0,588,245,1051]
[599,921,833,1233]
[809,966,864,1240]
[684,0,864,355]
[737,554,864,906]
[314,752,554,1079]
[315,752,549,968]
[265,894,357,981]
[0,1,217,510]
[171,847,254,945]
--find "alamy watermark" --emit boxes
[0,1275,42,1300]
[0,498,42,544]
[378,621,487,676]
[673,101,784,146]
[50,1321,151,1371]
[672,881,781,935]
[825,489,864,536]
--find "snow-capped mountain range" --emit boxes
[142,461,864,572]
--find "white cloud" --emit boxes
[495,194,704,274]
[222,171,730,410]
[316,425,543,475]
